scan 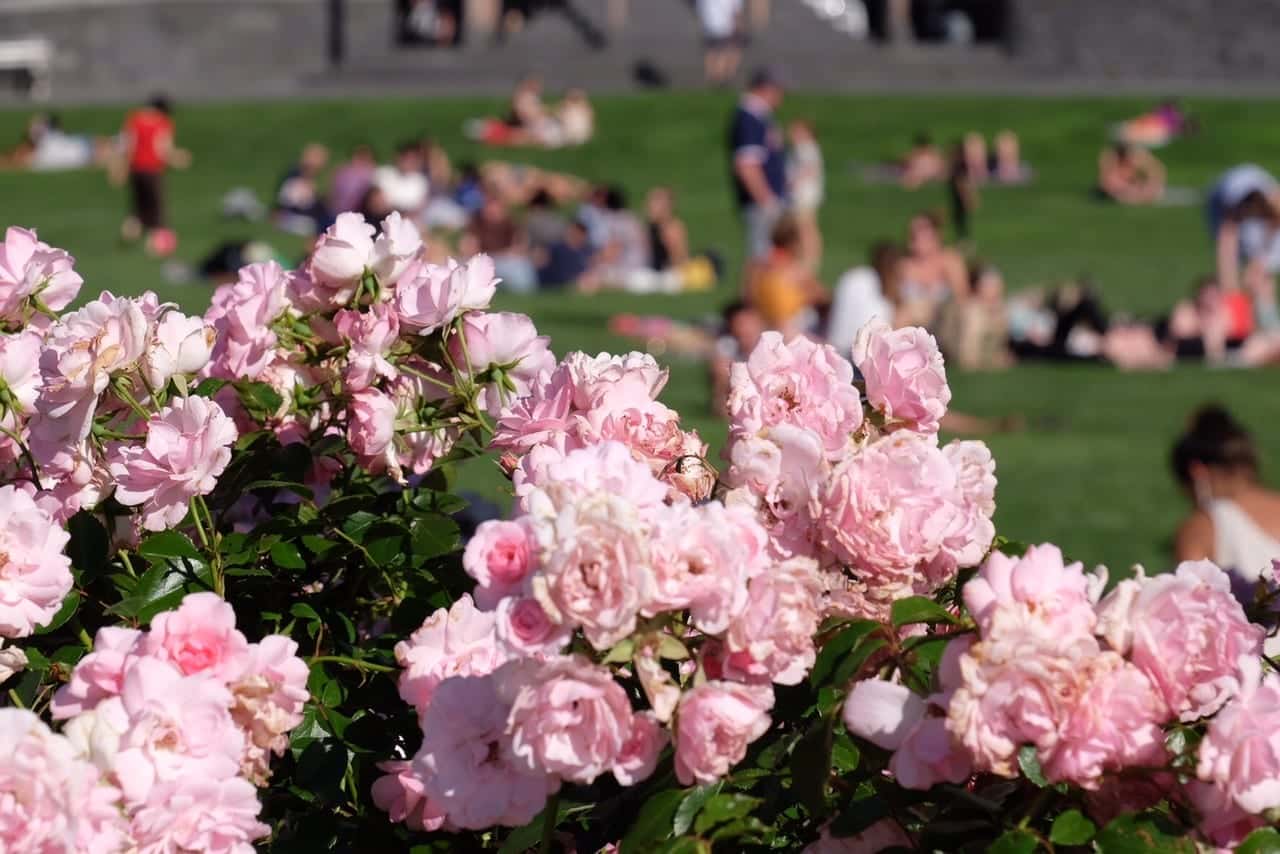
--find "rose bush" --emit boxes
[1,219,1278,853]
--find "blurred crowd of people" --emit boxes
[263,132,718,296]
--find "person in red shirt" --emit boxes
[120,95,189,256]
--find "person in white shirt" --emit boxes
[374,143,430,216]
[827,241,899,355]
[698,0,743,84]
[1206,164,1280,292]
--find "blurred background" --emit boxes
[2,0,1280,574]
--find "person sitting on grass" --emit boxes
[274,142,332,236]
[1172,405,1280,587]
[744,214,829,337]
[1097,142,1166,205]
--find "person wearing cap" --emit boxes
[729,69,788,260]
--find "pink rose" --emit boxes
[346,387,398,476]
[142,310,215,390]
[110,658,244,806]
[727,332,863,460]
[109,395,238,531]
[613,711,667,786]
[889,718,973,790]
[51,626,143,717]
[392,257,458,334]
[946,624,1100,777]
[939,440,997,567]
[0,330,43,464]
[127,775,270,854]
[727,423,827,560]
[448,311,555,417]
[852,319,951,433]
[335,302,399,392]
[843,679,925,751]
[307,211,376,304]
[414,674,559,829]
[143,592,251,681]
[1096,560,1264,721]
[0,708,128,853]
[203,261,290,381]
[371,760,448,831]
[32,292,149,450]
[492,364,576,454]
[963,543,1096,641]
[1196,658,1280,815]
[0,483,73,638]
[394,594,506,719]
[574,397,696,475]
[517,440,667,516]
[532,493,652,650]
[0,226,83,321]
[229,634,310,784]
[820,432,964,599]
[463,519,537,608]
[369,211,423,286]
[644,501,766,634]
[499,655,635,784]
[674,681,774,785]
[494,596,572,658]
[563,350,668,410]
[0,640,26,683]
[723,556,823,685]
[1185,780,1266,849]
[1040,653,1166,788]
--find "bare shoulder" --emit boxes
[1174,510,1215,562]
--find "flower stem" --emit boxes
[308,655,396,673]
[539,791,560,854]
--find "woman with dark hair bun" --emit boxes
[1172,405,1280,581]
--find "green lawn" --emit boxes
[3,92,1279,572]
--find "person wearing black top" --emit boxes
[729,69,788,259]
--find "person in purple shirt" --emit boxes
[729,68,788,260]
[329,143,377,215]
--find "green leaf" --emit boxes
[191,377,229,398]
[270,541,307,570]
[245,479,314,500]
[341,511,379,542]
[497,803,555,854]
[810,619,881,687]
[293,740,349,804]
[66,512,109,576]
[602,638,635,664]
[622,789,685,850]
[137,530,201,561]
[673,783,722,837]
[658,634,690,661]
[235,381,284,419]
[1237,828,1280,854]
[109,552,212,621]
[34,590,80,635]
[290,603,322,622]
[989,828,1039,854]
[1050,809,1097,846]
[791,716,835,817]
[1094,814,1197,854]
[830,731,861,773]
[833,636,890,687]
[411,514,459,559]
[1017,745,1048,788]
[301,535,338,556]
[654,840,711,854]
[890,596,958,628]
[693,793,762,835]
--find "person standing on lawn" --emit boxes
[729,68,788,260]
[120,95,190,257]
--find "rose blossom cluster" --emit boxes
[843,546,1273,847]
[723,321,996,620]
[0,227,236,536]
[491,349,709,499]
[4,592,310,851]
[200,212,553,487]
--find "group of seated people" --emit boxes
[270,136,717,295]
[0,112,121,174]
[464,76,595,149]
[722,204,1280,379]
